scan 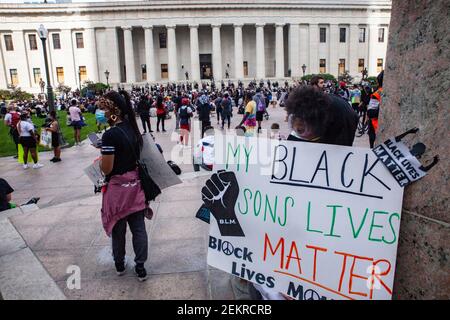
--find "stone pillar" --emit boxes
[166,25,178,81]
[378,0,449,300]
[289,23,300,77]
[349,24,360,78]
[105,27,121,84]
[144,26,156,82]
[234,24,244,79]
[189,24,200,82]
[85,28,99,82]
[212,24,222,80]
[275,23,285,78]
[329,24,339,77]
[255,23,266,79]
[122,26,136,83]
[0,38,7,89]
[309,24,319,74]
[368,24,378,77]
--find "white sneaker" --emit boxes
[32,163,44,169]
[23,164,29,170]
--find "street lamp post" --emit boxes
[104,70,110,89]
[301,64,307,77]
[37,24,54,112]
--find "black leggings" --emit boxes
[157,115,165,131]
[222,115,231,129]
[112,210,148,266]
[368,120,376,148]
[140,115,151,132]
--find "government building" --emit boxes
[0,0,392,93]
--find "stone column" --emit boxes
[379,0,449,300]
[289,23,300,77]
[144,26,155,82]
[349,24,360,78]
[368,24,378,77]
[0,37,7,89]
[105,27,121,84]
[275,23,285,78]
[212,24,222,80]
[309,24,319,74]
[85,28,99,82]
[166,25,178,81]
[234,24,244,79]
[329,24,339,77]
[189,24,200,82]
[122,26,136,83]
[255,23,266,79]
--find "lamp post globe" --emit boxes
[37,24,54,112]
[301,64,307,77]
[104,70,110,89]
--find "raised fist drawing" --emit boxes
[201,171,245,237]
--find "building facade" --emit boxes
[0,0,391,93]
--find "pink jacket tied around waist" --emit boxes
[101,168,148,236]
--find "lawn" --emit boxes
[0,110,98,157]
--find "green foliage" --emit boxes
[81,81,108,97]
[301,73,337,82]
[366,76,378,87]
[56,83,71,95]
[0,88,34,101]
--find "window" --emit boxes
[52,33,61,50]
[141,64,147,81]
[377,58,384,73]
[159,33,167,48]
[79,66,87,82]
[56,67,64,84]
[4,35,14,51]
[243,61,248,77]
[33,68,41,84]
[319,59,326,73]
[358,59,365,73]
[161,64,168,79]
[339,28,346,43]
[378,28,385,42]
[359,28,366,43]
[28,34,37,50]
[339,59,346,75]
[320,28,326,43]
[10,69,18,86]
[75,32,84,49]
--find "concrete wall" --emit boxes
[379,0,449,299]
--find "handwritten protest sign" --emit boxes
[203,136,404,300]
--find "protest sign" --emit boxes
[203,136,404,300]
[83,159,104,188]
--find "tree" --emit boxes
[56,83,71,95]
[366,76,378,87]
[338,70,354,84]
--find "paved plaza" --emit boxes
[0,106,369,300]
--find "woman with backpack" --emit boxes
[4,103,20,158]
[178,97,193,146]
[96,90,150,282]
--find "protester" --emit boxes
[237,91,256,136]
[96,90,150,282]
[179,97,193,146]
[367,71,384,148]
[155,95,167,132]
[4,103,20,158]
[254,88,266,133]
[197,92,212,137]
[137,95,153,133]
[45,110,62,163]
[17,113,43,169]
[0,178,14,212]
[220,92,232,130]
[68,99,84,146]
[310,75,325,90]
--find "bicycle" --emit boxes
[355,110,368,137]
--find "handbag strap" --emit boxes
[115,125,140,165]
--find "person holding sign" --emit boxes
[367,71,384,148]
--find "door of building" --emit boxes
[200,54,213,79]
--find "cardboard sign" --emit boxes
[204,136,404,300]
[83,159,104,188]
[372,138,426,187]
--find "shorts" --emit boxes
[52,133,60,148]
[180,123,190,131]
[71,120,83,130]
[19,136,36,149]
[256,111,265,121]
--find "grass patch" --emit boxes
[0,110,98,157]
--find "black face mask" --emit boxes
[287,134,311,142]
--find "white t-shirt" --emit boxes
[69,106,81,121]
[18,120,35,137]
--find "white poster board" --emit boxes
[205,136,404,300]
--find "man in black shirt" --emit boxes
[0,178,14,212]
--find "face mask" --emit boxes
[95,110,107,124]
